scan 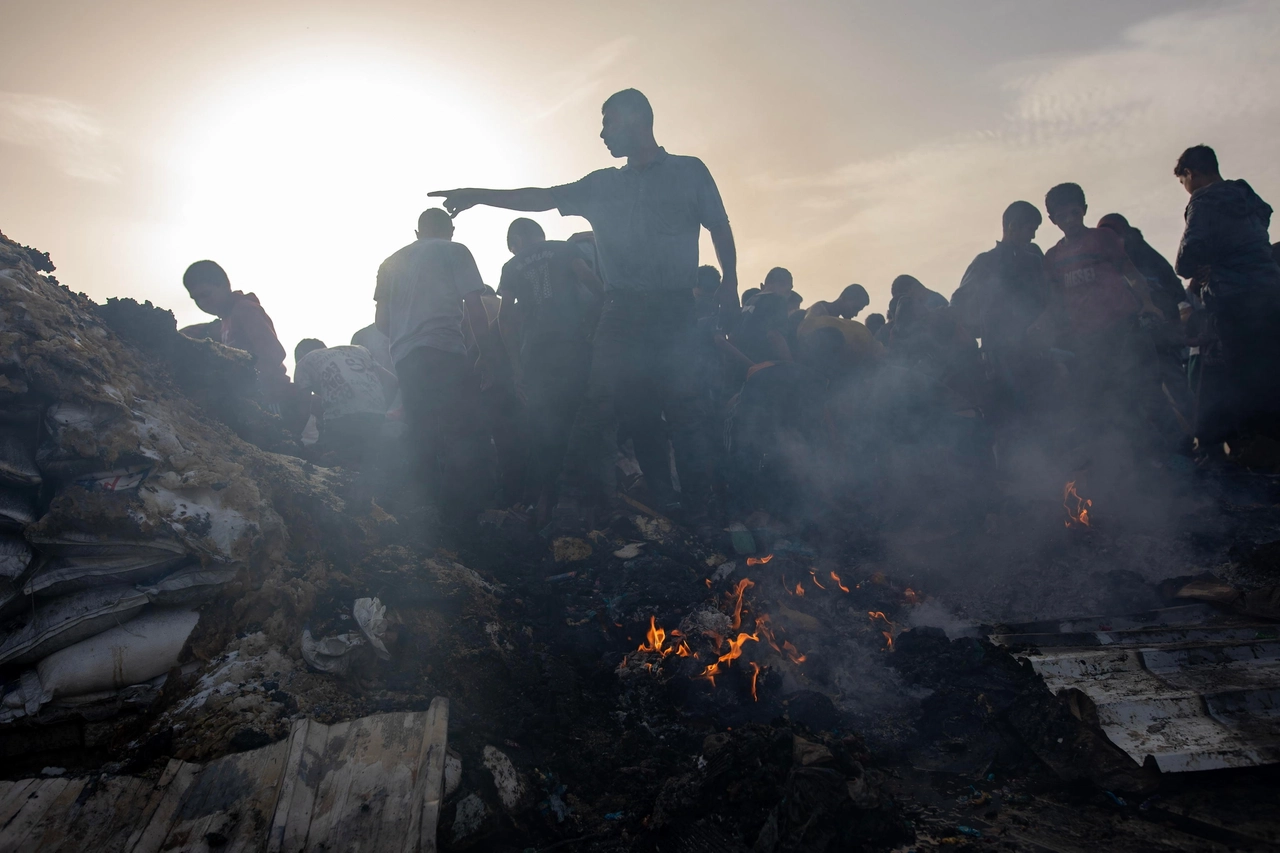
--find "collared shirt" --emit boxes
[375,238,484,364]
[551,148,728,293]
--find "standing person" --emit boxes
[1173,145,1280,442]
[497,217,602,522]
[181,260,290,409]
[1041,182,1167,445]
[430,88,739,531]
[293,339,396,467]
[374,208,498,522]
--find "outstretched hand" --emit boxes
[428,189,479,217]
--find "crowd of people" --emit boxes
[177,89,1280,540]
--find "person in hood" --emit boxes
[182,260,290,406]
[1174,144,1280,442]
[1098,213,1186,322]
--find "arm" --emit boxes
[375,300,390,335]
[497,295,524,389]
[766,329,794,363]
[1120,257,1163,318]
[463,290,497,391]
[428,187,557,216]
[707,220,739,310]
[571,257,604,298]
[373,363,399,401]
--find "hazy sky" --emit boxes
[3,0,1278,372]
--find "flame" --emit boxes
[868,611,890,624]
[636,615,692,657]
[755,614,783,653]
[869,612,896,651]
[727,578,755,630]
[749,662,761,702]
[746,554,774,566]
[794,582,805,596]
[810,571,826,590]
[700,662,720,686]
[830,571,850,593]
[1064,480,1092,528]
[882,632,894,650]
[903,587,919,604]
[717,632,759,665]
[782,641,806,664]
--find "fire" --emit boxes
[810,571,826,590]
[749,662,761,702]
[1063,480,1092,528]
[794,582,805,596]
[868,612,896,651]
[727,578,755,630]
[782,641,806,664]
[755,614,782,653]
[746,554,774,566]
[830,571,850,593]
[636,615,692,657]
[882,632,894,650]
[903,587,919,604]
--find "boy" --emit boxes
[293,339,397,467]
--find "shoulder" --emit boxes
[665,153,711,173]
[296,349,325,372]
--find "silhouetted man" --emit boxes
[375,208,497,521]
[1173,144,1280,441]
[497,217,602,520]
[182,260,289,408]
[760,267,794,298]
[1098,213,1186,322]
[806,284,869,320]
[887,275,947,321]
[431,88,738,529]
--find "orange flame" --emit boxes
[1064,480,1092,528]
[755,614,783,653]
[830,571,850,593]
[794,583,805,596]
[637,615,692,657]
[810,571,826,590]
[728,578,755,630]
[746,554,774,566]
[882,632,894,650]
[782,640,806,664]
[869,612,896,651]
[749,662,761,702]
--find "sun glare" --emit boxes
[170,62,526,369]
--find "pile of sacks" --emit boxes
[0,231,285,724]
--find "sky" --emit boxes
[2,0,1278,373]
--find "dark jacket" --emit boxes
[220,291,290,400]
[1176,179,1280,299]
[1123,229,1185,317]
[951,241,1048,348]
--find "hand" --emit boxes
[476,355,495,392]
[428,188,480,217]
[716,272,740,309]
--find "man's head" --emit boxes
[295,338,326,363]
[1097,213,1133,241]
[740,287,761,305]
[832,283,870,318]
[1044,183,1088,236]
[1174,145,1222,194]
[1001,200,1043,245]
[183,260,235,317]
[506,217,546,255]
[762,267,793,296]
[890,275,926,300]
[787,290,804,314]
[865,312,886,335]
[601,89,655,159]
[416,208,455,241]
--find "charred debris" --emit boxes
[2,230,1279,851]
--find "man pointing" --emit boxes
[432,88,738,530]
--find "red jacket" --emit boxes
[220,291,289,398]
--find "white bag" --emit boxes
[0,584,148,666]
[36,608,199,700]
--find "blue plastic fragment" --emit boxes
[1104,791,1128,807]
[604,811,625,820]
[957,826,983,837]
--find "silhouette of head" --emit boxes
[183,260,234,317]
[417,208,454,240]
[506,218,546,254]
[601,89,655,159]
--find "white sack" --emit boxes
[36,608,199,700]
[137,562,238,606]
[0,584,147,666]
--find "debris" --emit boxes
[552,537,592,562]
[300,628,369,675]
[728,522,756,555]
[483,745,527,812]
[353,595,390,659]
[613,542,645,560]
[0,584,149,666]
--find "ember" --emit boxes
[745,554,774,565]
[1063,480,1092,527]
[830,571,851,592]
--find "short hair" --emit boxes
[1002,200,1043,230]
[741,287,761,304]
[696,265,722,291]
[890,276,924,297]
[295,338,326,361]
[1175,145,1219,178]
[506,217,545,249]
[838,283,869,304]
[764,267,793,288]
[183,260,229,291]
[417,208,453,237]
[1097,213,1130,235]
[602,88,654,126]
[865,312,886,333]
[787,290,803,308]
[1045,183,1086,214]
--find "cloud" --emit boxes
[744,0,1280,301]
[0,92,120,182]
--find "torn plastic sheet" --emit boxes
[137,562,238,606]
[0,533,32,581]
[72,464,152,493]
[35,402,142,480]
[144,486,258,562]
[0,584,148,667]
[24,551,189,598]
[354,596,390,659]
[0,423,41,487]
[0,487,37,529]
[301,596,391,673]
[25,530,188,561]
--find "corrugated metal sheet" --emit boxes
[990,604,1280,773]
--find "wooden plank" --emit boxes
[297,719,353,851]
[0,778,40,828]
[159,739,290,853]
[6,776,86,850]
[125,759,201,853]
[406,698,450,853]
[323,712,430,852]
[36,775,154,852]
[0,778,72,850]
[266,717,312,853]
